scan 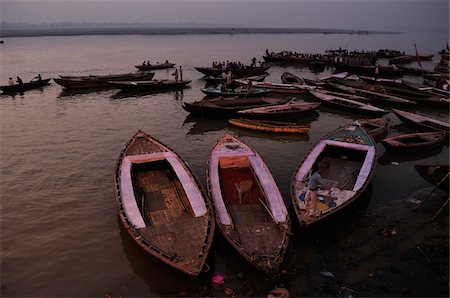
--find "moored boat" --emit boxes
[54,72,155,89]
[135,62,176,71]
[280,72,304,84]
[207,134,290,274]
[182,97,291,117]
[0,78,51,93]
[229,118,311,134]
[195,65,270,77]
[114,130,215,277]
[356,117,390,139]
[291,123,377,226]
[109,79,191,91]
[201,87,268,97]
[309,90,389,116]
[237,102,320,120]
[392,109,449,135]
[382,132,446,152]
[234,79,308,95]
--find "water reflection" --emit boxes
[118,217,212,296]
[378,146,445,165]
[183,114,230,135]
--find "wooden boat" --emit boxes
[0,78,51,93]
[291,123,377,226]
[388,55,415,65]
[109,79,191,91]
[382,132,446,152]
[317,89,371,102]
[135,62,176,71]
[234,79,308,95]
[182,97,291,117]
[54,72,155,89]
[207,134,290,274]
[356,117,390,139]
[392,109,449,135]
[237,102,320,120]
[200,87,268,97]
[229,118,310,134]
[327,82,416,105]
[204,74,267,85]
[415,165,449,192]
[333,63,406,77]
[195,66,270,77]
[281,72,304,84]
[114,130,215,277]
[58,72,155,81]
[309,90,389,116]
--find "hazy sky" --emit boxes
[1,0,448,32]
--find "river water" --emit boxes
[0,31,448,297]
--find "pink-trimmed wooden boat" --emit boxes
[356,117,390,139]
[392,109,449,135]
[382,132,446,152]
[114,130,215,277]
[207,134,290,275]
[291,123,377,226]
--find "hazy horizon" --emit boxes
[1,0,448,33]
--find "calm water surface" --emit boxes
[1,32,448,297]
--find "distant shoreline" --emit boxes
[0,27,401,38]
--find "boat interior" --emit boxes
[217,155,284,256]
[131,160,207,261]
[315,146,367,191]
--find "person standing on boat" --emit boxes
[16,76,23,85]
[172,68,179,82]
[8,77,14,85]
[179,66,183,81]
[304,162,329,217]
[252,57,257,67]
[374,64,380,77]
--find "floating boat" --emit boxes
[291,123,377,226]
[207,134,290,274]
[237,102,320,120]
[392,109,449,135]
[234,79,308,95]
[382,132,446,152]
[356,117,390,139]
[54,72,155,89]
[228,118,310,134]
[200,87,268,97]
[114,130,215,277]
[415,164,449,192]
[204,74,268,85]
[280,72,304,84]
[195,66,270,77]
[0,78,51,94]
[109,79,191,91]
[309,90,389,116]
[327,82,416,105]
[182,97,290,117]
[135,62,176,71]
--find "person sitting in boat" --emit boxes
[16,76,23,85]
[146,60,151,66]
[246,80,254,94]
[8,77,14,85]
[33,74,42,81]
[165,60,169,64]
[304,161,330,217]
[142,61,146,66]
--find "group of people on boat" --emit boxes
[7,74,41,86]
[212,60,260,72]
[141,60,170,66]
[171,66,183,81]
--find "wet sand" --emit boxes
[201,186,449,297]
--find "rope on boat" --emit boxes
[201,262,210,273]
